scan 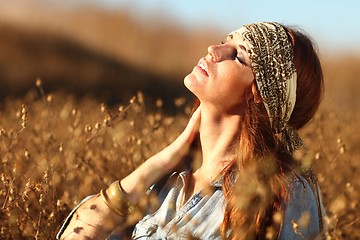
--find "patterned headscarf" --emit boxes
[229,22,303,152]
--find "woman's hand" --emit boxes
[58,107,201,239]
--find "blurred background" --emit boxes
[1,2,359,238]
[0,0,359,109]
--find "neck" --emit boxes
[194,104,243,182]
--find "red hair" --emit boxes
[287,27,324,130]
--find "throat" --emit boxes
[180,172,216,207]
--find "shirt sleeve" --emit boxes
[279,177,321,240]
[56,195,96,239]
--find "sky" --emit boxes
[88,0,360,55]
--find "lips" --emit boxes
[196,58,209,77]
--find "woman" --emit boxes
[57,22,325,239]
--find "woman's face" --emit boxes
[184,33,254,113]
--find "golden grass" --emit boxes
[0,80,191,239]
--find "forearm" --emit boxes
[120,150,177,203]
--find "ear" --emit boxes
[251,83,262,104]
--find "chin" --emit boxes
[183,72,204,99]
[183,74,195,91]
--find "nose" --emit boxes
[207,44,234,62]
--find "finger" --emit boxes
[174,107,200,146]
[191,105,201,129]
[184,105,201,134]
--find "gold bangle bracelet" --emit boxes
[100,180,134,217]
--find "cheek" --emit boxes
[221,67,253,91]
[223,69,254,102]
[240,71,254,89]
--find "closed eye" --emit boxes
[220,39,248,65]
[235,52,246,65]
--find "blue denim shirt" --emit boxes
[58,171,326,240]
[130,171,325,239]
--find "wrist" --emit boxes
[100,180,135,217]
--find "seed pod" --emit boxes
[36,78,42,87]
[25,149,30,160]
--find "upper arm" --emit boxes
[279,178,322,240]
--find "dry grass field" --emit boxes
[0,3,359,239]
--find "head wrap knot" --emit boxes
[229,22,303,152]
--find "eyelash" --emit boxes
[236,54,246,64]
[220,40,246,65]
